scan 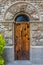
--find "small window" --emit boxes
[15,14,30,22]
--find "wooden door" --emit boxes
[14,22,30,60]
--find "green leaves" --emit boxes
[0,56,4,65]
[0,34,5,65]
[0,34,6,55]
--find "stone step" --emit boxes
[5,61,43,65]
[5,61,31,65]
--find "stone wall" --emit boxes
[30,22,43,64]
[30,23,43,46]
[0,23,13,46]
[0,0,43,64]
[0,0,43,21]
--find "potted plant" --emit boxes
[0,34,6,65]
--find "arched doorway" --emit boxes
[14,14,30,60]
[4,1,39,61]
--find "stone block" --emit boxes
[30,47,43,64]
[3,46,14,63]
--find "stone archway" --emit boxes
[4,1,40,21]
